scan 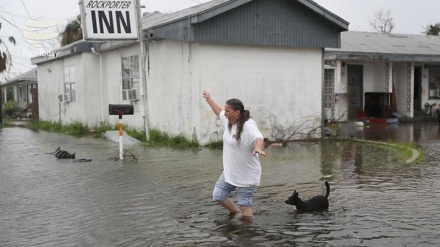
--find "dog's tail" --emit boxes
[324,181,330,198]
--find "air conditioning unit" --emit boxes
[63,94,71,103]
[122,89,139,101]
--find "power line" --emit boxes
[10,55,32,62]
[0,16,21,30]
[0,15,34,51]
[11,60,32,68]
[20,0,31,18]
[0,9,28,19]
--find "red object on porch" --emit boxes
[357,110,365,119]
[369,118,386,124]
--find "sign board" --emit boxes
[109,104,134,115]
[80,0,139,40]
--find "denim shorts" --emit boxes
[212,173,255,207]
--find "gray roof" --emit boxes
[2,67,37,86]
[142,0,348,30]
[326,31,440,62]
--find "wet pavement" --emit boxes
[1,122,440,246]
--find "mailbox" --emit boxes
[109,104,134,116]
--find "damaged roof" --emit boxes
[2,67,37,87]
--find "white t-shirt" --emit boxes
[219,110,264,187]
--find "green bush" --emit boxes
[2,100,20,117]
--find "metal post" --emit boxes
[136,0,150,140]
[109,104,133,160]
[119,114,124,160]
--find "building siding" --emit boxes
[146,40,323,144]
[151,0,342,48]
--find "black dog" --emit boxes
[285,181,330,212]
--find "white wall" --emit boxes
[38,59,68,124]
[146,40,323,144]
[37,41,323,144]
[394,62,413,117]
[37,45,146,129]
[100,45,145,129]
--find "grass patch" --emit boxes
[205,140,223,149]
[21,120,207,149]
[146,128,199,148]
[349,138,424,164]
[31,120,90,137]
[95,121,118,135]
[0,118,13,128]
[126,127,147,142]
[387,141,423,164]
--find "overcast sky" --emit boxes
[1,0,440,78]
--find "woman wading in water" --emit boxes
[203,90,266,219]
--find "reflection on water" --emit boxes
[1,125,440,246]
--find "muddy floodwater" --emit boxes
[1,123,440,246]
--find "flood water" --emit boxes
[1,122,440,246]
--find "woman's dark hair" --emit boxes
[226,98,251,142]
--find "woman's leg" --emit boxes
[213,174,240,213]
[237,185,255,218]
[218,198,240,213]
[240,205,253,217]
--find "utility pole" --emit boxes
[137,0,150,140]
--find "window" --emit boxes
[64,65,76,102]
[121,55,139,100]
[429,66,440,99]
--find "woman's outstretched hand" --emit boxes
[203,90,211,101]
[252,148,266,157]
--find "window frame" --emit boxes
[121,55,140,95]
[64,65,77,102]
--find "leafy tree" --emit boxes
[424,23,440,36]
[369,9,394,33]
[61,15,83,46]
[0,22,16,75]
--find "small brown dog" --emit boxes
[285,181,330,212]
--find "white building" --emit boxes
[31,0,348,144]
[325,31,440,122]
[1,68,38,118]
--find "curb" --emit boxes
[345,138,420,164]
